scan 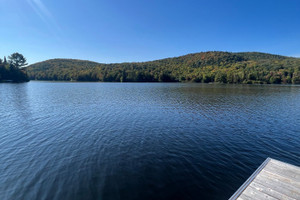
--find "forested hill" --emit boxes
[26,51,300,84]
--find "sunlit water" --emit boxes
[0,82,299,200]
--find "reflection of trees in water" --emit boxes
[9,83,32,124]
[145,84,297,121]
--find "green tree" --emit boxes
[8,53,28,68]
[215,72,227,83]
[292,72,300,84]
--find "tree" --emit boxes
[8,53,28,68]
[215,72,227,83]
[0,53,29,82]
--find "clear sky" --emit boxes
[1,0,300,64]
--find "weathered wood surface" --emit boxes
[229,158,300,200]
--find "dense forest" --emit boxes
[26,51,300,84]
[0,53,29,83]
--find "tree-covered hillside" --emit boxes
[26,51,300,84]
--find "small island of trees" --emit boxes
[0,53,29,83]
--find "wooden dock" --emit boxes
[229,158,300,200]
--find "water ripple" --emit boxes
[0,82,299,200]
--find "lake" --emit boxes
[0,82,299,200]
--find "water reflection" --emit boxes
[0,82,299,200]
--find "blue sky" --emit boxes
[0,0,300,64]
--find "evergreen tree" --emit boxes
[8,53,28,68]
[0,53,29,82]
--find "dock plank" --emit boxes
[229,158,300,200]
[264,162,300,182]
[254,173,300,199]
[258,170,300,188]
[241,186,277,200]
[270,159,300,174]
[237,193,257,200]
[250,181,297,200]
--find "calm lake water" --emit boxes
[0,82,299,200]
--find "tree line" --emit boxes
[26,52,300,84]
[0,53,29,82]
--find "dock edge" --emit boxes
[228,157,271,200]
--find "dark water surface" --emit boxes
[0,82,299,200]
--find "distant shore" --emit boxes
[25,51,300,84]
